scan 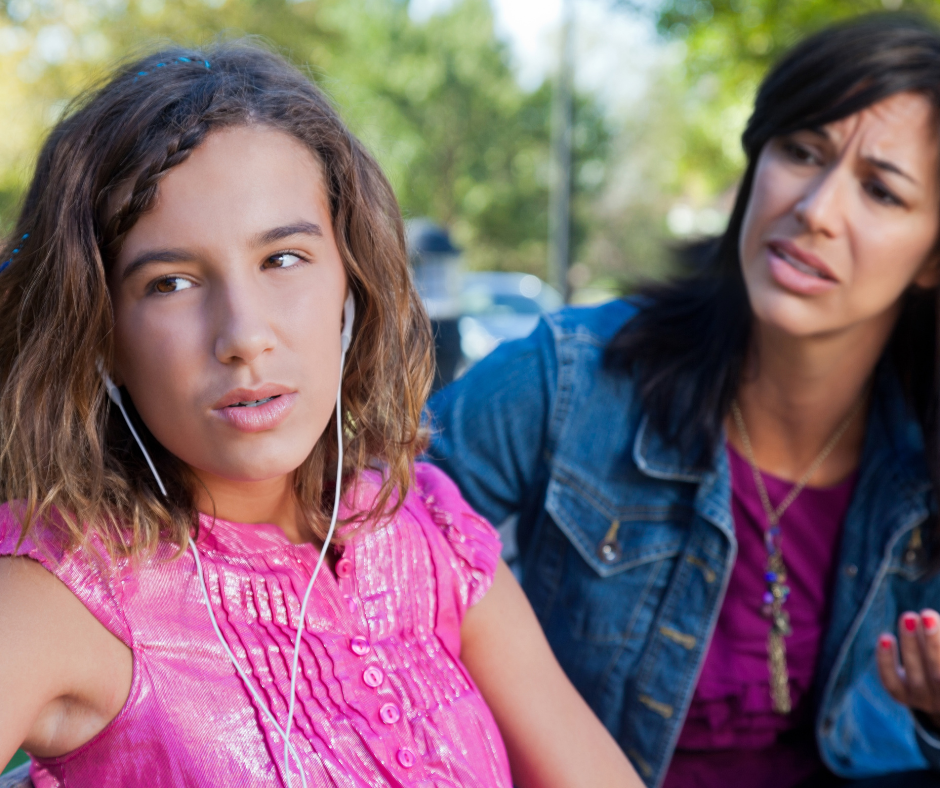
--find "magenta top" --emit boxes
[0,463,512,788]
[663,444,857,788]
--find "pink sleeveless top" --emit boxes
[0,463,511,788]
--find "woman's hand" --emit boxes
[877,609,940,729]
[460,560,644,788]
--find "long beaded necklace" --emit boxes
[730,398,865,714]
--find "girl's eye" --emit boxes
[263,252,306,270]
[150,275,195,294]
[864,180,903,207]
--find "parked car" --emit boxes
[457,272,563,370]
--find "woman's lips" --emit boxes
[213,391,298,433]
[766,240,838,296]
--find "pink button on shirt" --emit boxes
[0,464,511,788]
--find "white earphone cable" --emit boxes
[189,535,309,787]
[282,345,347,788]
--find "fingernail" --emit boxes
[903,614,919,633]
[880,635,893,649]
[924,613,939,633]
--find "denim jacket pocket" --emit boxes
[545,464,690,579]
[539,465,693,645]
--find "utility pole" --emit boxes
[548,0,575,302]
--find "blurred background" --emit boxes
[3,0,938,395]
[3,0,940,775]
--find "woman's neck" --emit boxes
[190,470,309,544]
[728,307,899,486]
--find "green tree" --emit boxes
[0,0,608,275]
[632,0,940,208]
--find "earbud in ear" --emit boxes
[341,292,355,352]
[97,359,124,406]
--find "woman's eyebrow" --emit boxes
[864,155,916,184]
[252,221,323,246]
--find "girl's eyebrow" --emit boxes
[121,222,324,281]
[253,221,323,246]
[122,247,191,281]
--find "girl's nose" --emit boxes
[213,287,277,365]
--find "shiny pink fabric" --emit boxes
[0,463,511,788]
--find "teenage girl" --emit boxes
[0,44,640,788]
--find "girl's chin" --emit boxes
[184,454,311,487]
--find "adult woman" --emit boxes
[428,14,940,788]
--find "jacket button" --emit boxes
[397,749,415,768]
[380,702,401,724]
[363,666,384,687]
[597,540,622,563]
[350,636,371,656]
[336,558,353,578]
[844,564,858,578]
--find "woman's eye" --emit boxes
[263,252,306,270]
[150,275,195,294]
[865,180,902,207]
[781,141,819,165]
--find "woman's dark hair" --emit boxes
[0,41,434,556]
[607,13,940,469]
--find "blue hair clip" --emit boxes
[1,233,29,273]
[134,57,210,83]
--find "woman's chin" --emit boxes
[750,296,844,340]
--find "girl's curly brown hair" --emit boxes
[0,41,434,557]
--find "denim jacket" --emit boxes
[427,300,940,788]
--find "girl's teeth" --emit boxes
[234,396,276,408]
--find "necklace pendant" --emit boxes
[768,629,792,714]
[772,610,792,637]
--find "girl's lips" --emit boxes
[214,391,298,433]
[766,243,838,296]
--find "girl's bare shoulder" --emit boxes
[0,554,133,759]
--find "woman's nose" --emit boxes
[213,287,277,365]
[793,166,846,238]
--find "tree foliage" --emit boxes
[640,0,940,203]
[0,0,608,275]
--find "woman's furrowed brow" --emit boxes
[252,221,323,247]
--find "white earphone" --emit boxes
[100,292,355,788]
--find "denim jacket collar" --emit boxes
[632,361,931,548]
[633,361,929,495]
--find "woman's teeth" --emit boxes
[233,395,278,408]
[778,248,826,279]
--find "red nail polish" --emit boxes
[903,614,918,633]
[925,613,939,633]
[880,635,893,649]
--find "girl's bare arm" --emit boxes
[461,560,643,788]
[0,556,132,765]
